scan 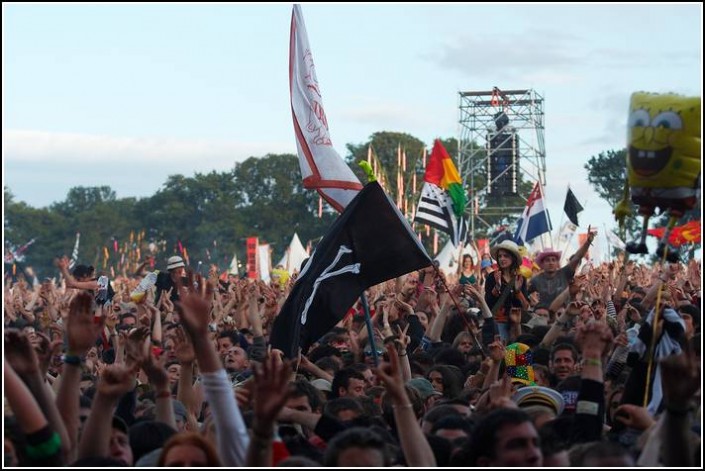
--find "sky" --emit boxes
[3,3,703,260]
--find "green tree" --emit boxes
[233,153,336,262]
[584,148,638,238]
[345,131,426,205]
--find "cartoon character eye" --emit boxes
[651,111,682,130]
[628,109,650,128]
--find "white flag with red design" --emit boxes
[289,4,362,213]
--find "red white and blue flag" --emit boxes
[514,182,552,245]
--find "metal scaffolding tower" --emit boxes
[457,88,546,238]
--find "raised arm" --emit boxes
[174,328,199,416]
[246,355,292,467]
[77,363,136,460]
[374,343,436,467]
[394,324,413,382]
[659,352,700,466]
[567,228,595,272]
[5,359,63,466]
[56,256,98,291]
[56,292,104,457]
[5,330,71,460]
[141,352,177,430]
[177,273,250,466]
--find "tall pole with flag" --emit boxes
[290,4,362,213]
[413,139,468,247]
[563,186,584,227]
[514,182,552,247]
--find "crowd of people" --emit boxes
[3,235,701,467]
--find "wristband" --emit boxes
[583,357,601,367]
[62,354,83,366]
[156,390,171,399]
[25,431,61,459]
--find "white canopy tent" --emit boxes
[277,233,309,274]
[434,241,479,277]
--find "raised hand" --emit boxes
[372,343,406,402]
[4,329,40,377]
[394,324,410,353]
[175,273,211,340]
[162,288,175,313]
[124,327,151,367]
[660,351,700,408]
[575,321,613,358]
[173,327,195,364]
[67,292,103,355]
[465,284,483,301]
[394,299,414,317]
[488,375,516,411]
[488,338,506,363]
[569,275,584,299]
[252,355,292,429]
[35,332,63,376]
[96,363,136,400]
[614,404,655,430]
[104,304,119,333]
[142,351,169,392]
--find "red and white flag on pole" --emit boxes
[289,4,362,213]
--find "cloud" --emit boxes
[3,129,298,207]
[3,129,294,168]
[339,101,435,130]
[589,48,701,69]
[429,29,582,78]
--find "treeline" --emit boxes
[5,153,338,278]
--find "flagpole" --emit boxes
[359,294,379,367]
[643,248,670,409]
[433,266,487,357]
[555,185,568,248]
[537,182,552,249]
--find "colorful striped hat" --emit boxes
[505,342,535,386]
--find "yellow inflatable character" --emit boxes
[614,92,701,262]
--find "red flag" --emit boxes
[648,220,701,247]
[678,220,701,244]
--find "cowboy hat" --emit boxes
[490,240,521,265]
[535,249,562,265]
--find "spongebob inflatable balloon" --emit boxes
[614,92,701,262]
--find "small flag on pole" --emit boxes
[563,187,584,226]
[514,182,552,245]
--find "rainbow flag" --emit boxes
[423,140,467,217]
[414,139,467,246]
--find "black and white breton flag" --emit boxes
[413,183,467,247]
